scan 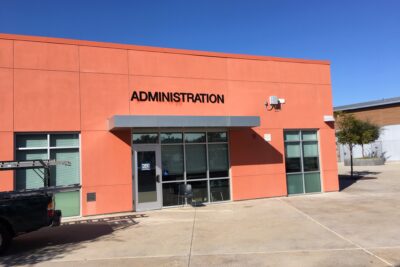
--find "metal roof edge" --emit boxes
[334,96,400,111]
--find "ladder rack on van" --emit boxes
[0,160,71,187]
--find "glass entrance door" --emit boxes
[133,145,162,211]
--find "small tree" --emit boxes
[336,113,381,177]
[357,120,380,158]
[336,113,360,177]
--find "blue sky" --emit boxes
[1,0,399,106]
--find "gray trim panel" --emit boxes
[334,96,400,111]
[109,115,260,130]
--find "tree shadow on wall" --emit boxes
[0,214,146,266]
[229,128,283,165]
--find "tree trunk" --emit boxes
[350,145,354,178]
[361,144,365,158]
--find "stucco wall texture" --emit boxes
[0,34,338,216]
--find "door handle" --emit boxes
[156,174,160,183]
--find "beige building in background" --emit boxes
[335,97,400,162]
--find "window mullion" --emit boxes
[206,131,211,203]
[48,134,51,186]
[47,134,50,160]
[299,130,306,194]
[183,133,187,206]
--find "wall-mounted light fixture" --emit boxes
[323,115,335,122]
[266,96,286,111]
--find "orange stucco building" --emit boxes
[0,33,338,217]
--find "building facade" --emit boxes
[0,33,338,217]
[335,97,400,162]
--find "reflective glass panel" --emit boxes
[303,142,318,157]
[287,174,304,194]
[285,143,301,157]
[207,132,227,142]
[303,158,319,172]
[303,142,319,171]
[210,179,230,202]
[16,150,48,190]
[17,134,47,148]
[55,191,80,217]
[161,145,184,181]
[188,181,208,204]
[208,144,229,178]
[162,182,185,206]
[284,130,321,196]
[185,144,207,179]
[302,131,317,141]
[50,149,80,186]
[50,134,79,147]
[185,132,206,143]
[160,133,183,144]
[285,143,301,173]
[284,131,300,141]
[133,133,158,144]
[137,151,157,203]
[304,172,321,193]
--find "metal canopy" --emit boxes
[108,115,260,130]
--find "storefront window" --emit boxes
[50,149,80,186]
[16,133,81,217]
[16,150,48,190]
[210,179,230,202]
[54,191,80,217]
[185,132,206,143]
[189,180,208,204]
[302,142,319,171]
[50,133,79,147]
[208,144,229,178]
[284,143,301,173]
[207,132,227,142]
[162,182,185,207]
[185,144,207,179]
[286,173,304,194]
[302,131,317,141]
[160,133,182,144]
[16,134,48,148]
[284,130,321,195]
[304,172,321,193]
[161,145,184,181]
[133,133,158,144]
[284,131,300,142]
[141,130,231,207]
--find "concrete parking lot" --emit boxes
[2,163,400,267]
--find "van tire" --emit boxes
[0,222,12,254]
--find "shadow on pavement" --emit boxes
[339,171,380,191]
[0,214,146,266]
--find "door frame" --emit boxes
[132,144,162,211]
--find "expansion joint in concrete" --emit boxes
[187,207,197,267]
[279,199,394,267]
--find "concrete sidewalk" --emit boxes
[1,163,400,266]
